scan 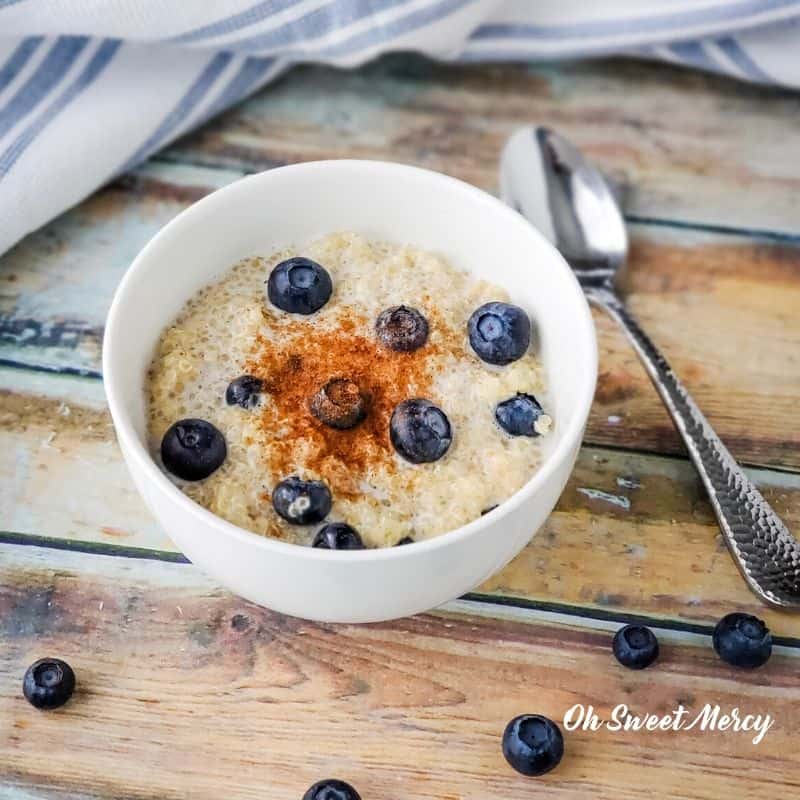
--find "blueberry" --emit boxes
[272,476,332,525]
[225,375,263,409]
[713,612,772,669]
[390,399,452,464]
[161,419,226,481]
[375,305,429,352]
[496,393,545,437]
[468,302,531,365]
[303,780,361,800]
[313,522,364,550]
[502,714,564,776]
[310,378,366,430]
[396,536,414,546]
[23,658,75,710]
[612,625,659,670]
[267,257,332,315]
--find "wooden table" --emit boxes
[1,55,799,799]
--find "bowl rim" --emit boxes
[103,158,597,562]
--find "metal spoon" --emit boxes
[501,126,800,610]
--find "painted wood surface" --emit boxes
[164,57,800,235]
[2,162,799,468]
[3,362,800,636]
[1,53,799,799]
[1,543,799,800]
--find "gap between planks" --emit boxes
[2,530,799,652]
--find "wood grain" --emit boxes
[3,364,800,636]
[2,163,799,468]
[163,56,800,235]
[1,55,799,800]
[1,543,799,800]
[589,225,800,468]
[0,367,168,550]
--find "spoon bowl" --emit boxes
[501,127,628,284]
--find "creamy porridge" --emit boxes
[146,232,552,548]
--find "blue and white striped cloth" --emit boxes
[1,0,799,256]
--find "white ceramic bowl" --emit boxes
[103,160,596,623]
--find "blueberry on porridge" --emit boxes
[312,522,365,550]
[495,393,549,437]
[375,305,429,352]
[147,232,552,547]
[310,377,367,430]
[225,375,264,409]
[267,256,332,314]
[160,419,227,481]
[468,301,531,365]
[272,476,332,525]
[390,398,452,464]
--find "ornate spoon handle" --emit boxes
[585,285,800,609]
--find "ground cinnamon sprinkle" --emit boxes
[244,305,457,499]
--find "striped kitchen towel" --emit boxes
[1,0,799,256]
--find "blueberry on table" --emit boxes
[390,398,452,463]
[23,658,75,710]
[468,301,531,365]
[495,392,545,436]
[502,714,564,776]
[225,375,263,409]
[303,779,361,800]
[272,476,332,525]
[310,378,366,430]
[375,305,429,352]
[160,419,226,481]
[313,522,365,550]
[713,612,772,668]
[267,256,332,315]
[612,624,659,669]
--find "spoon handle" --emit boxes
[585,285,800,609]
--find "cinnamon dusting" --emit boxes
[244,306,456,499]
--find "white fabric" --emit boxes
[1,0,798,256]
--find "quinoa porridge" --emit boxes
[146,232,552,549]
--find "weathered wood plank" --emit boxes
[3,364,800,636]
[2,162,799,468]
[589,225,800,467]
[162,56,800,235]
[480,449,800,633]
[1,543,798,800]
[0,367,168,550]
